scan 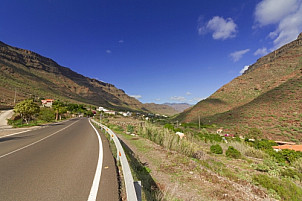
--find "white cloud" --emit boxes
[254,0,302,49]
[106,50,112,54]
[255,0,299,26]
[130,95,142,100]
[254,47,268,56]
[230,49,250,62]
[198,16,237,40]
[155,98,161,101]
[240,65,250,74]
[170,96,186,102]
[118,40,124,43]
[186,92,192,96]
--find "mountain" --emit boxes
[163,103,192,112]
[0,41,146,111]
[142,103,192,116]
[178,33,302,141]
[143,103,179,116]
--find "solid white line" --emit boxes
[0,120,79,159]
[87,120,104,201]
[0,129,32,139]
[0,119,76,139]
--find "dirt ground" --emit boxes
[109,116,273,201]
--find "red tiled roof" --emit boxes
[272,145,302,152]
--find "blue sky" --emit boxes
[1,0,302,104]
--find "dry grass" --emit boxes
[221,141,267,159]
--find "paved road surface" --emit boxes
[0,118,118,201]
[0,109,13,128]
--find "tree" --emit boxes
[14,99,40,124]
[52,100,67,120]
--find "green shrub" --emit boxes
[226,146,241,159]
[253,174,302,200]
[127,125,134,133]
[198,133,222,143]
[293,158,302,173]
[38,108,55,122]
[281,168,302,181]
[210,144,223,154]
[253,139,277,150]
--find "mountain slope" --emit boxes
[143,103,179,116]
[178,33,302,140]
[0,41,146,111]
[163,103,192,113]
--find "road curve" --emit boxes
[0,118,118,201]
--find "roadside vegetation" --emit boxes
[8,99,95,127]
[99,115,302,201]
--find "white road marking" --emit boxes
[87,120,104,201]
[0,119,75,139]
[0,120,79,159]
[0,129,32,139]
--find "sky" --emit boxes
[1,0,302,104]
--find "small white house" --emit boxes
[97,106,109,112]
[41,99,54,107]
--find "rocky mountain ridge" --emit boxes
[0,41,145,111]
[178,33,302,140]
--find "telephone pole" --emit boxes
[13,88,17,105]
[198,114,201,130]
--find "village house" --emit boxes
[272,144,302,152]
[97,106,109,112]
[41,99,54,107]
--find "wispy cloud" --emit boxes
[186,92,192,96]
[254,0,302,49]
[230,49,250,62]
[118,40,124,43]
[170,96,186,102]
[198,16,237,40]
[240,65,250,74]
[254,47,268,56]
[130,95,142,100]
[106,50,112,54]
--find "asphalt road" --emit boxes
[0,118,118,201]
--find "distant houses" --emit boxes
[97,106,133,116]
[41,99,54,107]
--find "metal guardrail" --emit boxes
[91,119,141,201]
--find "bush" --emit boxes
[127,125,134,133]
[226,146,241,159]
[39,108,55,122]
[293,158,302,173]
[253,174,302,201]
[210,144,223,154]
[198,133,222,143]
[281,168,302,181]
[253,139,277,150]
